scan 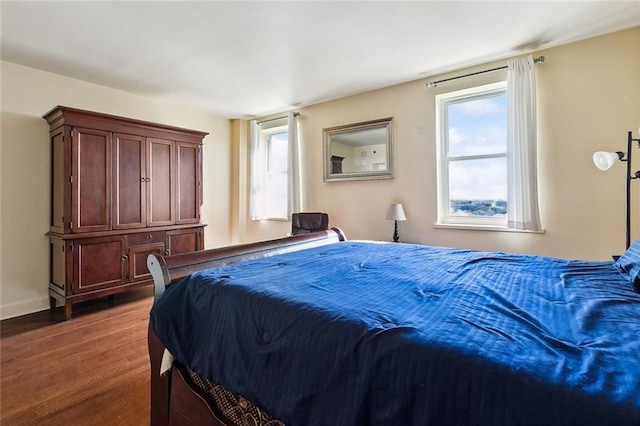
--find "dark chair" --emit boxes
[291,212,329,235]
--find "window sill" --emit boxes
[434,223,545,234]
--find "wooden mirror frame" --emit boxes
[323,117,394,181]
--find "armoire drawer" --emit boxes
[127,231,165,246]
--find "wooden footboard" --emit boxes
[147,227,346,301]
[148,323,170,425]
[148,324,230,425]
[147,228,346,426]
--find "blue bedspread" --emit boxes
[151,242,640,426]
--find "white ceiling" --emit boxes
[1,1,639,119]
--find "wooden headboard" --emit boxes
[147,227,347,301]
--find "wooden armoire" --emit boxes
[44,106,208,319]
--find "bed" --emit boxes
[147,228,640,426]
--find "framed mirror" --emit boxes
[323,117,394,181]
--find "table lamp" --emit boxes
[385,203,407,242]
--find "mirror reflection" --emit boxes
[323,117,393,181]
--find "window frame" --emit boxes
[435,81,508,229]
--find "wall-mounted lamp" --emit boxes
[593,131,640,249]
[385,203,407,242]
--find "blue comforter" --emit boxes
[151,241,640,425]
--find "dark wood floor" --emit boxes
[1,289,154,425]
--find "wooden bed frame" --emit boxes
[147,228,347,426]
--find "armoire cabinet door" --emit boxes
[128,243,165,282]
[72,236,127,294]
[72,128,112,233]
[176,142,202,224]
[147,138,175,227]
[113,133,146,229]
[166,228,203,256]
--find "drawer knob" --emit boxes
[121,255,128,261]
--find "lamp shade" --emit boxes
[386,203,406,221]
[593,151,620,171]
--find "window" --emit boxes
[263,126,289,219]
[436,56,542,232]
[250,113,300,220]
[436,82,508,227]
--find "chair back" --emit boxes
[291,212,329,235]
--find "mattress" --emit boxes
[151,241,640,425]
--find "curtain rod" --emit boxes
[256,112,299,125]
[425,56,545,88]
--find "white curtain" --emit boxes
[249,119,263,220]
[507,55,542,231]
[287,112,301,217]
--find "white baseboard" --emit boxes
[1,296,50,320]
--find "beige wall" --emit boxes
[0,61,231,319]
[240,28,640,259]
[2,28,638,319]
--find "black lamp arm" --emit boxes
[624,131,640,249]
[631,136,640,179]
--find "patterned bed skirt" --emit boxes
[187,368,285,426]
